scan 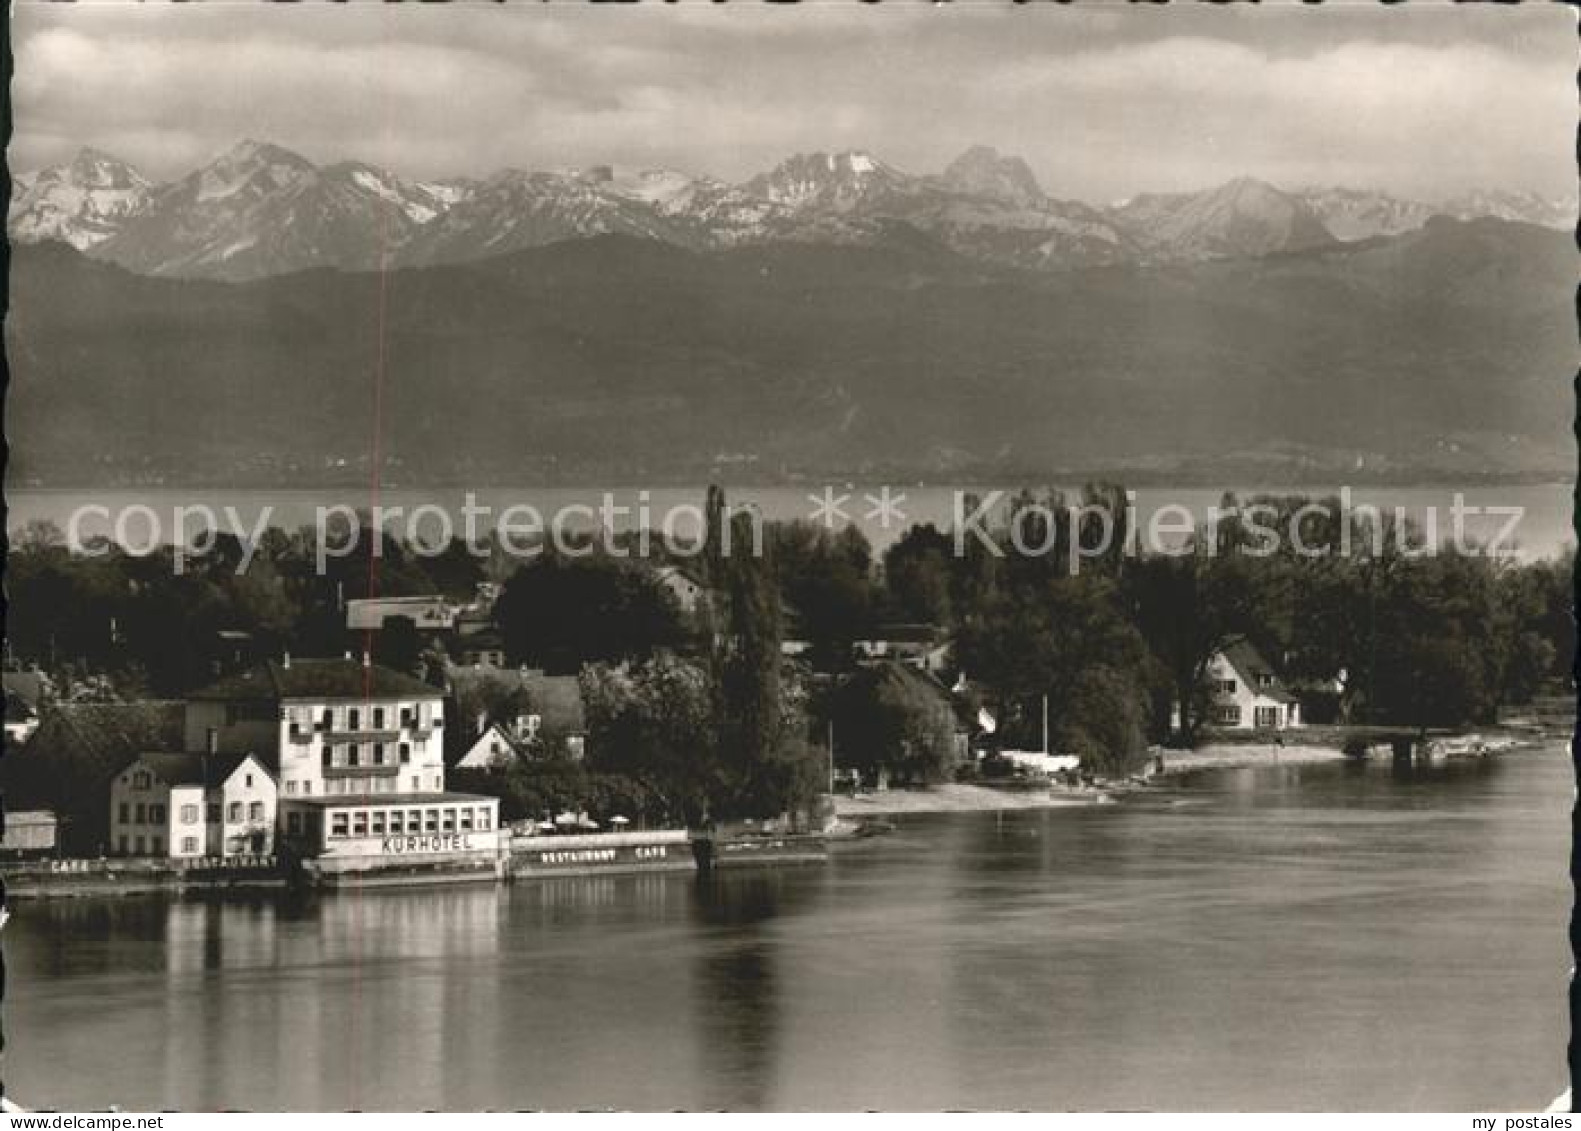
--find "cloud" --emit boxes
[9,1,1574,201]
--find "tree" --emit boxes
[882,524,955,626]
[582,655,717,824]
[706,492,825,821]
[830,664,958,785]
[494,552,685,672]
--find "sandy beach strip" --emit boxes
[832,782,1108,817]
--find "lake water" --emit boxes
[6,483,1573,561]
[3,747,1571,1111]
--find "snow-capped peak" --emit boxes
[8,146,153,249]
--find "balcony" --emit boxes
[322,763,401,780]
[322,728,403,742]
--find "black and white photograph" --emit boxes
[0,0,1575,1115]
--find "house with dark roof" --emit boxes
[109,750,276,858]
[448,666,588,760]
[186,654,448,799]
[183,655,500,873]
[1195,639,1303,731]
[0,700,186,855]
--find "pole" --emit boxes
[1042,694,1050,755]
[827,721,835,793]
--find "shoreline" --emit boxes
[832,730,1569,820]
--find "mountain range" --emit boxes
[10,140,1576,281]
[8,212,1574,488]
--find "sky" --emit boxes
[10,1,1577,203]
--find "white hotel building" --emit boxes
[126,655,501,879]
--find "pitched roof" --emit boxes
[1220,639,1298,703]
[190,658,443,702]
[448,667,587,733]
[451,722,531,769]
[27,701,186,764]
[131,750,271,788]
[2,671,46,708]
[5,690,38,723]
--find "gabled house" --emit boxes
[4,690,40,747]
[109,750,277,858]
[186,655,499,871]
[186,655,450,799]
[454,720,532,771]
[448,666,588,761]
[1197,639,1303,731]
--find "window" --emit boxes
[118,802,129,823]
[118,835,128,854]
[442,809,456,833]
[1215,678,1237,695]
[228,802,243,822]
[373,743,385,766]
[411,776,420,790]
[399,742,411,764]
[477,810,491,832]
[433,774,443,790]
[132,771,152,790]
[181,836,198,854]
[352,812,368,837]
[373,707,386,729]
[180,804,199,824]
[151,836,163,855]
[245,773,254,787]
[134,802,146,824]
[249,801,264,822]
[322,747,333,769]
[303,781,313,795]
[319,708,333,731]
[424,810,439,833]
[371,811,386,835]
[1213,705,1243,726]
[408,809,422,832]
[286,780,298,795]
[1254,707,1281,728]
[287,812,302,836]
[134,835,146,854]
[1257,674,1275,689]
[150,804,166,824]
[330,813,349,837]
[348,744,360,767]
